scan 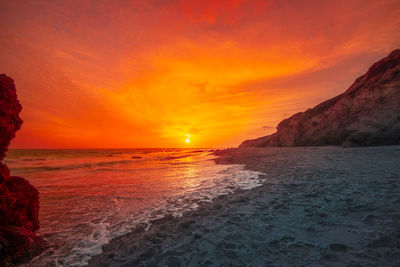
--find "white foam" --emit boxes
[60,220,110,266]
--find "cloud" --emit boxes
[1,0,400,148]
[175,0,269,26]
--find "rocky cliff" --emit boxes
[240,49,400,147]
[0,74,44,265]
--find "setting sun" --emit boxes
[185,138,190,143]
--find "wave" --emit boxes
[161,154,198,160]
[21,157,47,161]
[11,160,134,172]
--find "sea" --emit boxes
[4,149,264,266]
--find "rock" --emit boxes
[0,74,45,265]
[0,74,23,161]
[3,176,40,231]
[240,49,400,147]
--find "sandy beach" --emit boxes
[87,146,400,266]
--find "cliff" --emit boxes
[240,49,400,147]
[0,74,44,265]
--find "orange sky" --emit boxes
[1,0,400,148]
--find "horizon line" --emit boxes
[7,147,228,150]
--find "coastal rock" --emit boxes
[0,74,22,161]
[240,49,400,147]
[0,74,44,265]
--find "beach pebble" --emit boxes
[264,224,274,230]
[329,243,348,252]
[148,236,162,244]
[134,223,147,233]
[179,220,195,229]
[166,256,181,267]
[269,240,280,248]
[193,232,202,239]
[112,255,126,262]
[224,249,238,258]
[363,214,374,225]
[223,241,236,249]
[215,204,223,209]
[156,231,167,238]
[306,226,316,232]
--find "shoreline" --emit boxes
[82,146,400,266]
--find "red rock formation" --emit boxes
[0,75,22,161]
[0,74,44,265]
[240,49,400,147]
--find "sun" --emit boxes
[185,138,190,143]
[185,134,191,144]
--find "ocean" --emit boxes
[4,149,263,266]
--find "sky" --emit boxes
[1,0,400,148]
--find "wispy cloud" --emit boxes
[1,0,399,147]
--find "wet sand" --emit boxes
[88,146,400,266]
